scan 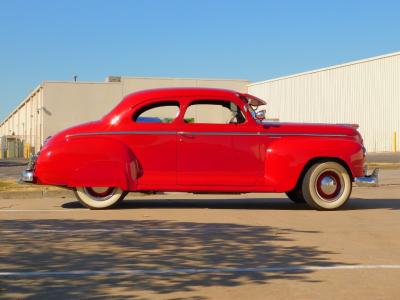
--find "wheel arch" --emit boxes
[293,157,354,192]
[264,136,362,193]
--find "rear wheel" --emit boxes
[302,161,352,210]
[74,187,127,209]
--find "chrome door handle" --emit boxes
[177,131,195,138]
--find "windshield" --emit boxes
[240,95,264,122]
[247,104,257,120]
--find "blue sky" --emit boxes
[1,0,399,121]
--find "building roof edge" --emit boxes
[248,51,400,87]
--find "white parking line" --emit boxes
[1,264,400,277]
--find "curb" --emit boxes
[366,163,400,168]
[0,189,73,199]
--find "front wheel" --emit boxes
[302,161,352,210]
[74,187,127,209]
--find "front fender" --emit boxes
[265,136,364,192]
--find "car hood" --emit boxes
[262,122,359,137]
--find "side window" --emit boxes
[184,100,246,124]
[133,101,180,123]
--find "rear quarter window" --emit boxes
[133,101,180,123]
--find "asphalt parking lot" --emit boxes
[0,169,400,299]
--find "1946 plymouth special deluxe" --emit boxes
[22,88,378,210]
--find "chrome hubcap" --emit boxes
[320,176,338,195]
[316,170,343,201]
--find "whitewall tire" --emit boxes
[302,161,352,210]
[74,187,127,209]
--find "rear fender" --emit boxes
[265,137,364,192]
[64,137,138,190]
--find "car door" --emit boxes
[177,98,263,186]
[122,99,180,186]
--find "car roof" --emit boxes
[107,87,243,116]
[126,87,240,100]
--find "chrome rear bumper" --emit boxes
[20,154,38,183]
[21,170,34,182]
[354,168,379,187]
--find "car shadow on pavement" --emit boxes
[63,197,311,210]
[345,198,400,210]
[0,219,345,299]
[61,197,400,211]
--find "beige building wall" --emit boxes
[42,81,123,141]
[0,77,249,158]
[42,77,248,141]
[0,86,43,158]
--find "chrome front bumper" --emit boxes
[21,170,34,182]
[354,168,379,187]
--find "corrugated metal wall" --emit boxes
[248,53,400,152]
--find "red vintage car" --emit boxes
[22,88,378,210]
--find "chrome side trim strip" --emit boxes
[177,131,260,136]
[179,132,348,137]
[265,133,348,137]
[68,131,349,138]
[68,131,177,137]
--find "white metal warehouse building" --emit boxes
[1,51,399,158]
[248,52,400,153]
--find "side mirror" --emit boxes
[255,110,266,120]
